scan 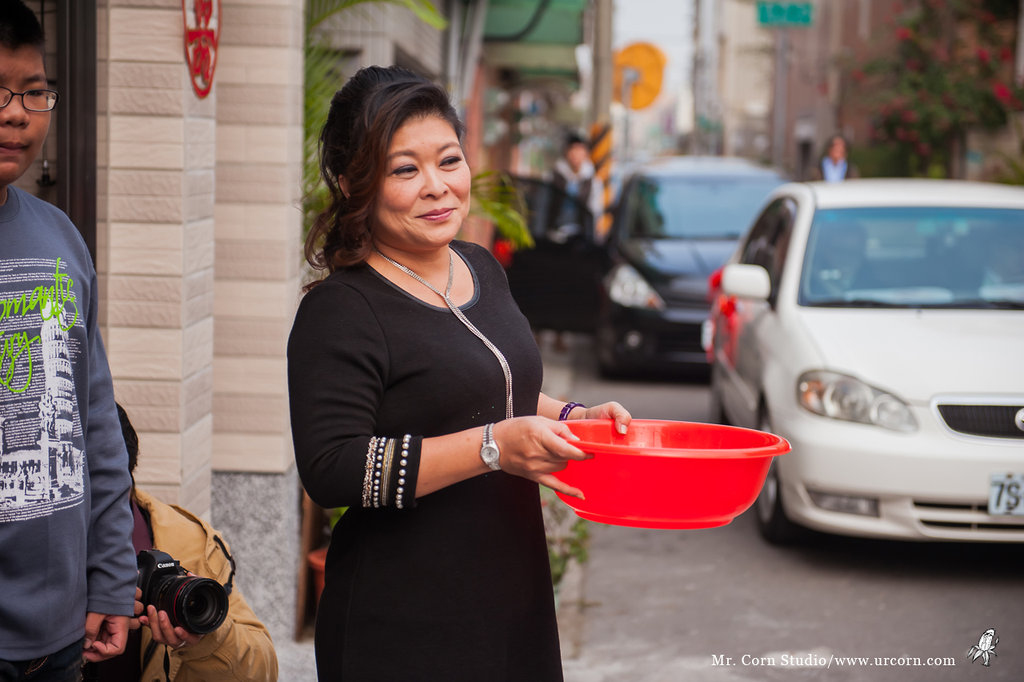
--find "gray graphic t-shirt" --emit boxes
[0,186,135,660]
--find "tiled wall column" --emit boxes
[211,0,305,641]
[213,0,302,477]
[99,1,215,515]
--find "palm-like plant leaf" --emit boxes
[307,0,445,30]
[471,171,533,249]
[303,1,447,240]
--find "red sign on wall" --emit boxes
[183,0,221,99]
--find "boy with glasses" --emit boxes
[0,2,136,680]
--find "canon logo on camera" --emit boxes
[157,562,176,569]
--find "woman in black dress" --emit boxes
[287,65,630,681]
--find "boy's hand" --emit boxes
[82,612,130,662]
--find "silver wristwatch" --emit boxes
[480,423,501,471]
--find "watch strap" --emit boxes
[481,423,501,471]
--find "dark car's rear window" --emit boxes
[624,175,784,240]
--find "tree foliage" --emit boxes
[849,0,1024,177]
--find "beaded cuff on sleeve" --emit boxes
[361,434,420,509]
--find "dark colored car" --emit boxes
[596,156,787,376]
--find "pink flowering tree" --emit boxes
[850,0,1024,177]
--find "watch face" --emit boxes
[481,443,500,469]
[482,424,500,470]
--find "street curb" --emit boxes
[539,332,588,658]
[556,556,586,659]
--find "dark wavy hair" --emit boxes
[0,0,45,54]
[303,65,465,282]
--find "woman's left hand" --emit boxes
[580,401,631,434]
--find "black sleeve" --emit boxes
[286,280,420,509]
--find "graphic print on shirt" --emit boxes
[0,257,85,522]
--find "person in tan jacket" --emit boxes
[84,405,279,682]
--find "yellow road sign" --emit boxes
[613,42,666,110]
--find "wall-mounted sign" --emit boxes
[756,1,813,27]
[183,0,221,98]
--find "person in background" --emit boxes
[85,404,278,682]
[0,3,136,679]
[549,131,605,229]
[543,131,605,349]
[812,133,859,182]
[289,64,631,680]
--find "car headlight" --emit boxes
[605,263,665,310]
[797,370,917,432]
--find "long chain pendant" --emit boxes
[376,248,514,419]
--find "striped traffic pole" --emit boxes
[589,120,613,238]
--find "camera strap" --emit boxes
[213,534,235,596]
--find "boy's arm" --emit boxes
[82,271,137,621]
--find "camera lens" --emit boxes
[154,575,229,635]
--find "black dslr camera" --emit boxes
[137,550,229,635]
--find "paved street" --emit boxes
[551,334,1024,682]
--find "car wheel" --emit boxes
[754,408,805,545]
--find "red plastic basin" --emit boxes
[553,419,790,529]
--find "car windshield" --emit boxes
[625,175,783,240]
[799,206,1024,308]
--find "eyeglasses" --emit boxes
[0,86,59,112]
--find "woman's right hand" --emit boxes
[492,416,592,499]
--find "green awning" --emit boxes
[483,0,587,80]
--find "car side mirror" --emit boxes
[721,264,770,301]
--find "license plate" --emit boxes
[988,473,1024,515]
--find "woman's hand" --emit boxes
[493,416,593,499]
[580,401,631,435]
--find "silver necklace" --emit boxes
[375,247,514,420]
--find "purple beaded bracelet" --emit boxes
[559,401,587,421]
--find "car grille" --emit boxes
[914,500,1024,534]
[937,403,1024,439]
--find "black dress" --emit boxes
[287,240,563,681]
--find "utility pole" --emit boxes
[590,0,614,238]
[592,0,613,123]
[771,27,788,170]
[691,0,701,154]
[1017,0,1024,84]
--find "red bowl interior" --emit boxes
[552,419,790,529]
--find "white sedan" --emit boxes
[707,179,1024,543]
